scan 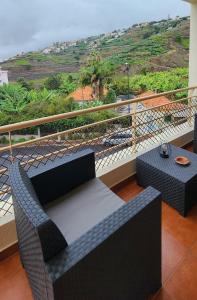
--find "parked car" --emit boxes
[102,130,132,146]
[137,123,160,136]
[136,115,160,137]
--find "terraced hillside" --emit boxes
[0,16,190,81]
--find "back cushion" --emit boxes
[29,150,95,205]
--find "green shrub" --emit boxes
[0,136,9,144]
[17,77,33,91]
[45,74,63,90]
[111,68,188,97]
[103,88,116,104]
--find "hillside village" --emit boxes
[40,16,189,55]
[8,15,189,58]
[0,16,190,81]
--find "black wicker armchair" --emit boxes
[9,149,162,300]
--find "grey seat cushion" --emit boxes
[44,178,125,244]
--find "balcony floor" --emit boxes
[1,144,197,300]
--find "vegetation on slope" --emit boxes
[0,16,190,81]
[0,66,189,130]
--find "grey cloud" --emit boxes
[0,0,190,61]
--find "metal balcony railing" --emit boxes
[1,86,197,217]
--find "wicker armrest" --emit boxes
[28,149,96,205]
[47,186,161,299]
[9,162,68,262]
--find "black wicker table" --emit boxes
[136,145,197,217]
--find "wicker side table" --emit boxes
[136,145,197,217]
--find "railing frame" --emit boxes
[0,86,196,134]
[1,86,197,216]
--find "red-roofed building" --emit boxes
[139,91,171,108]
[117,91,172,115]
[139,90,187,115]
[138,91,188,123]
[69,86,108,103]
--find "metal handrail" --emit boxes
[0,86,196,134]
[0,96,192,153]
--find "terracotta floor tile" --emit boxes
[0,253,21,281]
[162,203,197,248]
[162,253,197,300]
[183,143,193,152]
[162,229,187,283]
[152,288,174,300]
[115,190,133,201]
[0,267,33,300]
[115,181,144,202]
[189,240,197,259]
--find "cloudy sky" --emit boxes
[0,0,190,61]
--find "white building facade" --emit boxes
[184,0,197,88]
[0,69,9,86]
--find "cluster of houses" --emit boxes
[1,16,190,64]
[40,16,190,56]
[132,15,189,29]
[42,41,78,54]
[41,28,128,55]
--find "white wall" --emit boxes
[189,2,197,88]
[0,70,9,86]
[0,215,17,252]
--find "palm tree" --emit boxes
[80,52,114,100]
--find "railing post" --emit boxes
[37,127,41,138]
[193,88,197,115]
[132,102,137,154]
[188,88,197,127]
[57,129,61,142]
[8,132,14,164]
[188,90,193,127]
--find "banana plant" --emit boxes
[0,84,28,113]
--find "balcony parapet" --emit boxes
[0,86,197,217]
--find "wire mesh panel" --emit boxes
[1,88,197,216]
[0,148,13,216]
[11,113,133,171]
[134,98,197,153]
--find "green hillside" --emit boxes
[0,16,190,81]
